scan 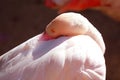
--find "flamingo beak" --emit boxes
[40,32,54,41]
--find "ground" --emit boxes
[0,0,120,80]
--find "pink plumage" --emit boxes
[0,12,106,80]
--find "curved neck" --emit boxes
[86,24,105,54]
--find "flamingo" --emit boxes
[45,0,120,21]
[0,12,106,80]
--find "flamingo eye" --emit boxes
[51,29,55,33]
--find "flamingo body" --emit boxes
[0,34,105,80]
[0,12,106,80]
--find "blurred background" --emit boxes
[0,0,120,80]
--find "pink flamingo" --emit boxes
[45,0,120,21]
[0,12,106,80]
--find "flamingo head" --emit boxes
[44,12,105,53]
[45,12,89,38]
